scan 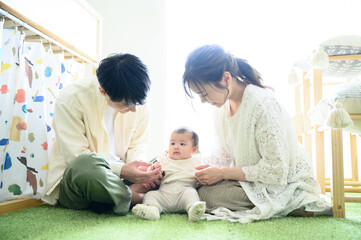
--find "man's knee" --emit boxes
[67,153,109,173]
[61,154,131,214]
[63,154,110,193]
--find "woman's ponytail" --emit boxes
[235,58,264,88]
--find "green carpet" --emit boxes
[1,200,360,240]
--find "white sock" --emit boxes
[314,205,333,217]
[187,201,206,222]
[132,204,160,220]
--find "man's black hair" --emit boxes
[96,53,151,105]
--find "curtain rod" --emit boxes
[0,8,97,66]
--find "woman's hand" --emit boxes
[195,165,247,184]
[195,165,224,185]
[120,161,161,184]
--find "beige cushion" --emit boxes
[320,35,361,77]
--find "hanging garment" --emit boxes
[0,30,67,202]
[65,58,84,82]
[0,29,25,200]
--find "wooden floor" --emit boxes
[0,198,43,215]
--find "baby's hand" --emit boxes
[138,162,161,172]
[141,162,163,189]
[151,162,161,171]
[147,162,162,179]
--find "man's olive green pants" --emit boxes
[58,153,131,215]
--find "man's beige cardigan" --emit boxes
[42,78,150,205]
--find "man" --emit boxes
[42,53,161,215]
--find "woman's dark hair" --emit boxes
[174,127,199,147]
[183,44,264,98]
[96,53,151,105]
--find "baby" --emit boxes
[132,127,206,221]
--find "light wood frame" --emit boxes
[292,54,361,218]
[0,198,43,215]
[0,0,102,64]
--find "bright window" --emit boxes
[165,0,361,167]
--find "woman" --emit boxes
[183,44,332,223]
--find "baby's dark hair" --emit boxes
[173,127,199,147]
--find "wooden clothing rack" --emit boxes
[292,55,361,218]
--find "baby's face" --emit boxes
[168,132,197,160]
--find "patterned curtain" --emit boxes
[0,27,85,202]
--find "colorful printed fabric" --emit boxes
[0,29,24,199]
[0,28,85,202]
[0,20,3,64]
[66,58,85,82]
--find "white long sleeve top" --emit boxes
[159,153,201,185]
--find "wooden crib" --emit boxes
[291,54,361,218]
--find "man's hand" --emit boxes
[120,161,161,184]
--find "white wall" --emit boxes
[85,0,361,179]
[86,0,168,159]
[164,0,361,157]
[3,0,101,61]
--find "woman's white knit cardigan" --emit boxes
[203,85,328,223]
